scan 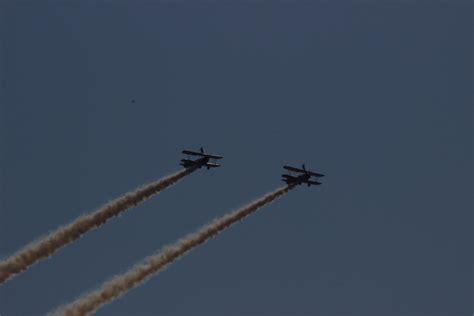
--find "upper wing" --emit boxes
[204,153,223,160]
[182,150,223,159]
[182,150,203,156]
[284,165,324,177]
[283,165,306,173]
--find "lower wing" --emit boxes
[205,162,221,168]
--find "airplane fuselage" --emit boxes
[194,156,210,168]
[292,173,311,184]
[281,170,321,187]
[180,156,209,168]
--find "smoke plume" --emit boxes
[52,185,294,316]
[0,168,195,285]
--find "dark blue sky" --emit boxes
[1,1,472,315]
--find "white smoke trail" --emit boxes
[52,185,294,316]
[0,168,196,285]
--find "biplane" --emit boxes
[180,147,223,170]
[281,164,324,187]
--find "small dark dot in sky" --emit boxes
[131,99,135,103]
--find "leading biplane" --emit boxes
[180,147,223,170]
[281,164,324,187]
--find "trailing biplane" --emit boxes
[180,147,223,170]
[281,164,324,187]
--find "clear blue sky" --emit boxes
[1,1,472,315]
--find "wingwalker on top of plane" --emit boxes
[281,164,324,187]
[180,147,223,170]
